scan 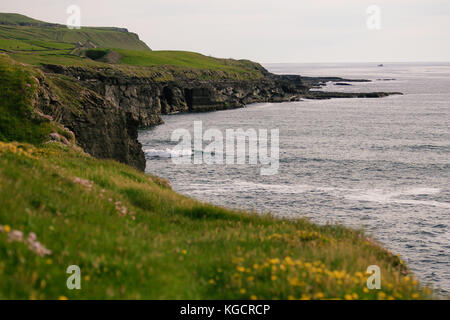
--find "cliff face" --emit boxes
[33,69,148,170]
[36,64,309,170]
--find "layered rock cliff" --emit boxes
[34,64,400,171]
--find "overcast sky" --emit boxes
[1,0,449,63]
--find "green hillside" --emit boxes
[0,13,266,80]
[0,13,151,51]
[0,13,51,26]
[0,48,436,300]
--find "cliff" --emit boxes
[33,64,305,171]
[34,63,400,171]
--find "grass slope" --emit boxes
[0,142,433,300]
[0,53,434,300]
[0,13,150,51]
[0,54,71,144]
[0,13,49,26]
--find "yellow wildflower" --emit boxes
[236,266,246,273]
[269,258,280,265]
[3,225,11,233]
[315,292,325,299]
[377,292,386,300]
[344,294,353,300]
[288,277,299,286]
[284,257,294,266]
[58,296,68,300]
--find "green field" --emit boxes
[0,47,435,300]
[115,49,265,75]
[0,13,150,51]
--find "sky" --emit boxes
[1,0,449,63]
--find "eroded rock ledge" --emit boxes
[36,64,401,170]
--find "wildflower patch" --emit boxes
[0,225,52,257]
[0,141,38,160]
[210,256,429,300]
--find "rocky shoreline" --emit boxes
[35,64,402,170]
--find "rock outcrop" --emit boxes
[32,69,148,170]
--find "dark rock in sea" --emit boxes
[304,91,403,99]
[335,82,352,86]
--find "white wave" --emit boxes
[399,187,441,196]
[187,180,450,209]
[391,199,450,209]
[189,180,342,195]
[345,187,450,208]
[144,148,192,158]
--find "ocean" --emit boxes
[139,62,450,293]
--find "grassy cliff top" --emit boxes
[0,13,266,80]
[0,13,51,26]
[0,53,435,300]
[0,13,150,51]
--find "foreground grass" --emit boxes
[0,142,433,300]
